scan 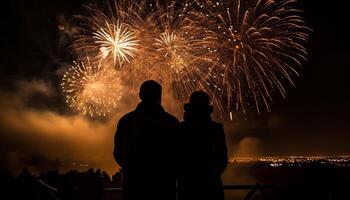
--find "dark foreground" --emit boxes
[1,157,350,200]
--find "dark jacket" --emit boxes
[114,102,178,200]
[177,116,228,200]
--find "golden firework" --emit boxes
[64,0,310,116]
[61,59,123,117]
[127,1,219,103]
[93,21,139,66]
[199,0,310,113]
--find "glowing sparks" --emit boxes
[61,60,123,117]
[93,21,139,66]
[155,32,179,57]
[62,0,310,117]
[121,1,218,102]
[154,32,185,72]
[153,31,190,74]
[202,0,310,113]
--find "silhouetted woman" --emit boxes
[177,91,228,200]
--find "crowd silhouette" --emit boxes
[2,161,350,200]
[0,168,122,200]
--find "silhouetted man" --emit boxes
[114,80,178,200]
[177,91,228,200]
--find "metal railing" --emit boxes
[37,179,60,200]
[102,183,341,200]
[38,179,342,200]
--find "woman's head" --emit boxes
[184,91,213,119]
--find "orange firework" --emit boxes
[72,0,218,103]
[63,0,309,116]
[198,0,310,113]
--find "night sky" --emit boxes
[0,0,349,173]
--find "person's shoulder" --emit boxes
[163,111,179,123]
[118,110,136,124]
[178,121,187,129]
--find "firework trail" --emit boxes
[61,59,123,117]
[72,0,218,104]
[72,1,140,68]
[64,0,309,116]
[128,1,219,102]
[199,0,310,113]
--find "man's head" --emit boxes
[139,80,162,103]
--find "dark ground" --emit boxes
[1,161,349,200]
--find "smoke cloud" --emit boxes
[0,79,137,174]
[234,137,262,157]
[0,79,267,176]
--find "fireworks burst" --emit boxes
[154,31,186,72]
[71,1,140,68]
[64,0,310,116]
[127,1,218,102]
[61,60,123,117]
[93,21,139,66]
[201,0,310,113]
